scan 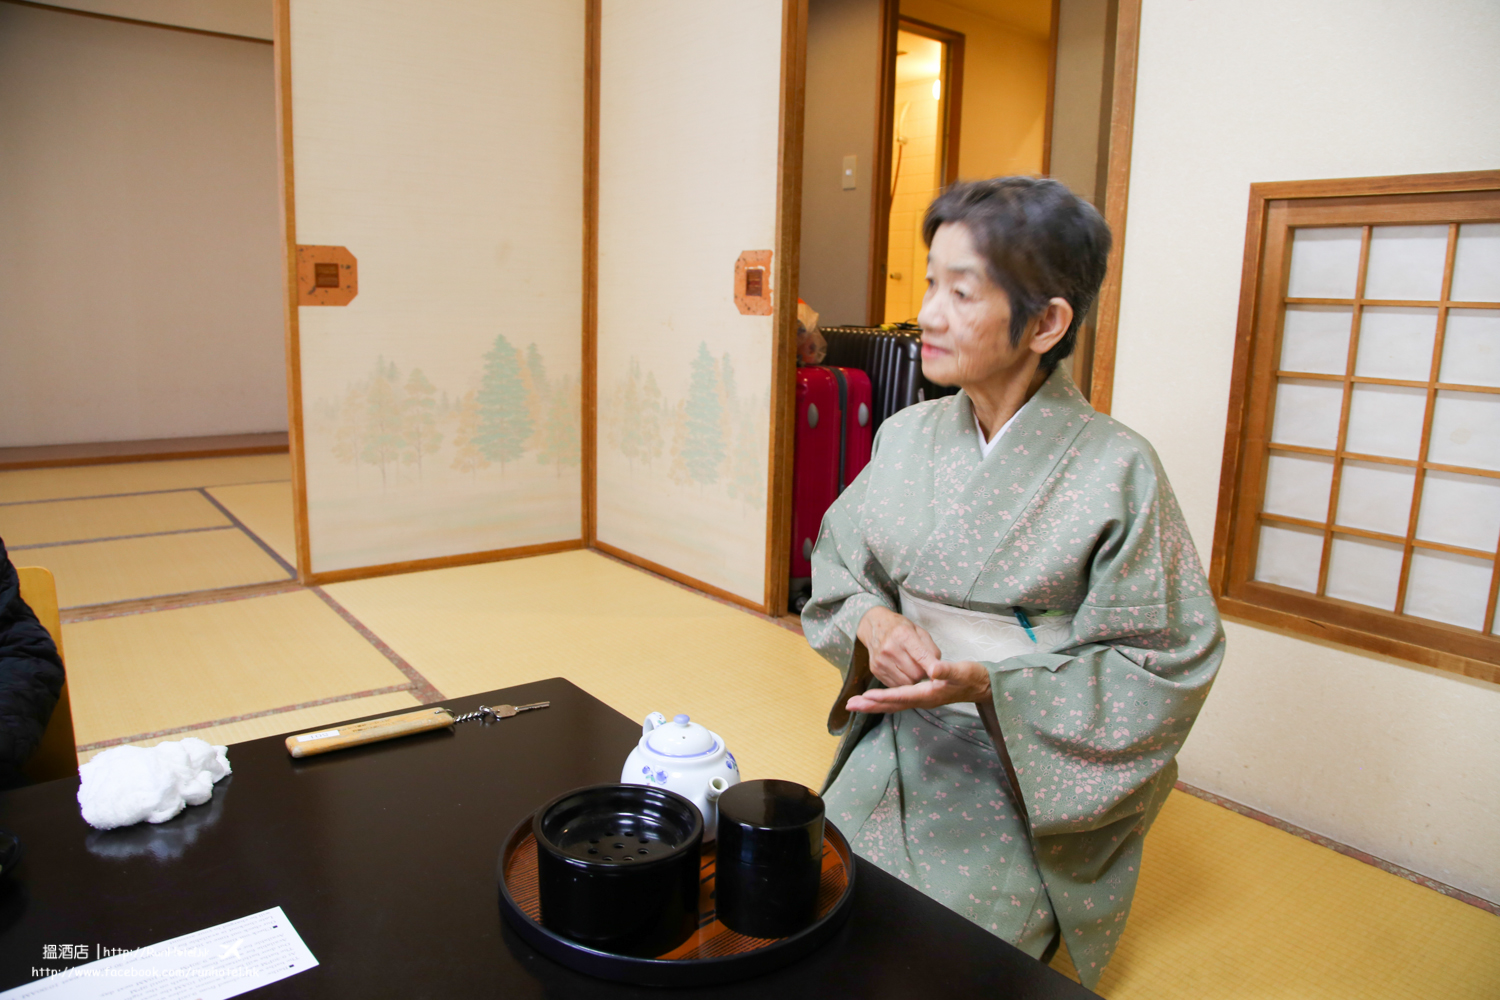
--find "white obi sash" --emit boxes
[898,587,1074,717]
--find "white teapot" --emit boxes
[621,713,740,840]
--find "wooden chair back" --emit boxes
[16,565,77,783]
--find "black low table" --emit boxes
[0,678,1095,998]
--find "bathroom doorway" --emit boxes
[883,21,962,324]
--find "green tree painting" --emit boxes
[617,358,644,475]
[361,359,403,488]
[729,390,767,512]
[475,334,533,472]
[333,380,368,483]
[450,389,489,477]
[401,368,443,480]
[538,376,581,476]
[522,342,551,452]
[640,370,664,469]
[681,342,725,486]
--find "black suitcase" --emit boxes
[819,324,958,436]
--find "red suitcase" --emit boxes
[790,366,873,607]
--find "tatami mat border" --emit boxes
[199,487,297,575]
[74,683,416,753]
[0,479,292,507]
[310,587,445,703]
[9,524,233,551]
[60,580,304,623]
[1174,781,1498,916]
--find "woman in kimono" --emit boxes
[802,177,1224,989]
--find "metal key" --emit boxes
[453,700,550,724]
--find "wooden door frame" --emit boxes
[898,16,964,189]
[1085,0,1141,414]
[866,9,964,325]
[865,0,899,325]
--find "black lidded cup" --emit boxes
[714,779,825,938]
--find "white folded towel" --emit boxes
[77,738,232,831]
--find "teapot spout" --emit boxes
[706,776,729,804]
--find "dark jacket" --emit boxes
[0,537,65,789]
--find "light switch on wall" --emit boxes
[842,155,857,191]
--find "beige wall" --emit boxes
[800,0,884,328]
[0,3,285,448]
[901,0,1049,182]
[1116,0,1500,901]
[40,0,272,39]
[1048,0,1110,204]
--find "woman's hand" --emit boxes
[851,607,992,713]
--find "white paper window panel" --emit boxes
[1363,225,1449,301]
[1270,379,1343,450]
[1416,470,1500,551]
[1254,522,1323,593]
[1343,384,1427,460]
[1353,307,1436,380]
[1427,389,1500,471]
[1439,309,1500,388]
[1403,549,1493,631]
[1450,222,1500,303]
[1334,460,1415,536]
[1262,452,1334,522]
[1280,306,1351,374]
[1286,227,1362,299]
[1325,535,1404,611]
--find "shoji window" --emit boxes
[1214,173,1500,683]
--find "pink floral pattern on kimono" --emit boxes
[803,365,1224,990]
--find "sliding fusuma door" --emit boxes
[277,0,587,579]
[592,0,802,611]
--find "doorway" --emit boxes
[883,21,962,324]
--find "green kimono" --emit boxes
[801,365,1224,989]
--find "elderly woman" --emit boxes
[802,177,1224,989]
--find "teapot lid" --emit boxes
[645,714,719,758]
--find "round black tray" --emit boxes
[497,812,856,987]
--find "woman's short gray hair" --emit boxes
[922,177,1111,370]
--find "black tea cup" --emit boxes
[714,779,825,938]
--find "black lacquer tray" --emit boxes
[498,814,857,987]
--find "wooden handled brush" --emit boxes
[285,701,549,758]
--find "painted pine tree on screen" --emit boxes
[449,389,488,479]
[401,368,442,480]
[474,334,533,473]
[538,377,582,477]
[680,342,726,487]
[361,359,403,488]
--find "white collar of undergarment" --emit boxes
[974,397,1029,458]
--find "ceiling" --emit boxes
[894,31,944,84]
[920,0,1052,39]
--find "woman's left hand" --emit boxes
[845,659,992,714]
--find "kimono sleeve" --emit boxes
[800,430,899,681]
[984,446,1225,840]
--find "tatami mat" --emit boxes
[75,691,422,766]
[63,589,414,747]
[28,528,291,608]
[206,481,296,566]
[1048,790,1500,998]
[324,549,845,790]
[0,490,228,548]
[0,453,289,504]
